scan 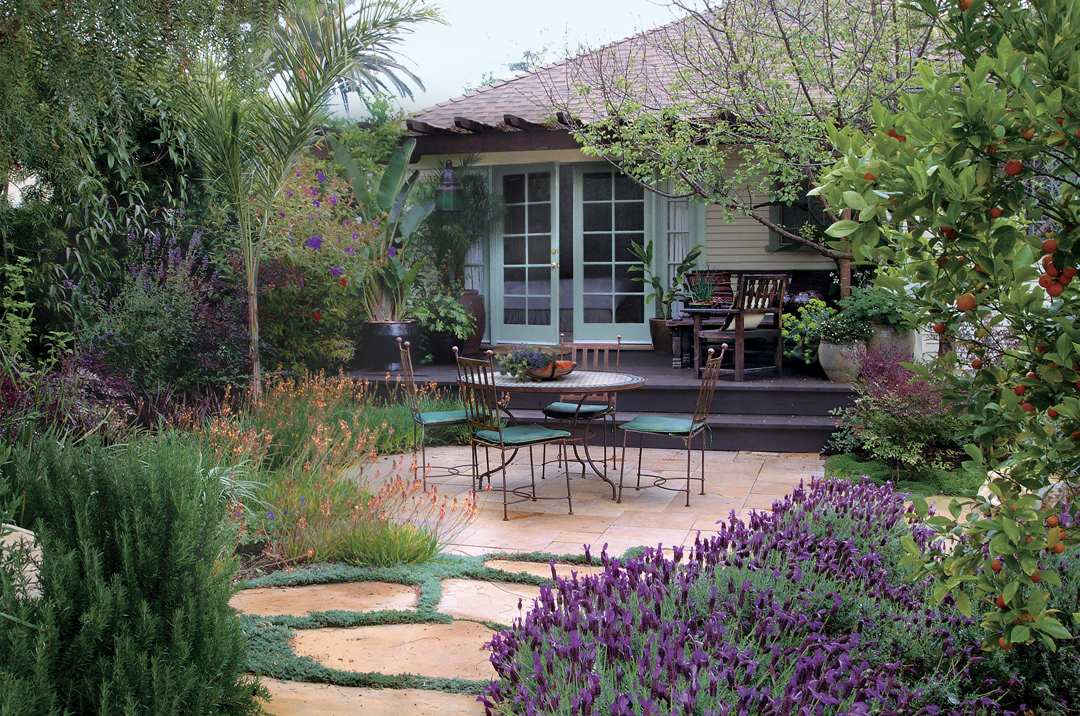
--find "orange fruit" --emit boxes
[990,207,1003,219]
[864,172,876,181]
[972,358,983,369]
[1014,385,1026,396]
[1048,283,1065,297]
[1047,514,1060,527]
[1005,158,1024,175]
[1053,542,1066,554]
[991,559,1002,572]
[933,322,948,335]
[1044,239,1059,253]
[957,293,977,311]
[996,594,1007,609]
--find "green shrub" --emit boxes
[781,298,835,364]
[0,435,262,716]
[823,453,982,498]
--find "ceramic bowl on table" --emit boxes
[524,360,575,381]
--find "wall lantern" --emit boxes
[434,160,464,212]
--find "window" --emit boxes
[768,184,829,251]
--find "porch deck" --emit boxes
[351,350,853,453]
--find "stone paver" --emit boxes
[438,579,540,624]
[291,622,496,680]
[1,523,40,599]
[259,678,483,716]
[230,582,418,617]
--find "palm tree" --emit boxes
[183,0,438,401]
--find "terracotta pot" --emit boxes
[649,318,673,354]
[458,290,486,355]
[868,323,916,361]
[817,340,867,383]
[361,321,419,371]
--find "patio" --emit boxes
[235,446,827,716]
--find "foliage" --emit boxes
[830,348,965,480]
[681,270,718,304]
[627,239,703,319]
[837,284,917,329]
[81,231,247,393]
[812,0,1080,646]
[781,298,836,364]
[261,156,376,369]
[199,372,476,566]
[823,453,983,499]
[411,166,503,288]
[552,0,943,260]
[328,136,433,322]
[817,311,874,344]
[0,434,263,715]
[182,0,438,399]
[498,346,555,380]
[412,285,476,342]
[483,478,1080,715]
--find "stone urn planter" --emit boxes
[868,323,916,361]
[817,340,867,383]
[361,321,419,371]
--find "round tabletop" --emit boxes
[487,370,645,394]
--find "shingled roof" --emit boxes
[406,18,690,150]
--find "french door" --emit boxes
[572,167,651,343]
[492,167,559,344]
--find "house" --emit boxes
[405,18,836,347]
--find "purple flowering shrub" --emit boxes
[829,347,965,479]
[259,157,378,370]
[483,479,1080,715]
[80,231,246,397]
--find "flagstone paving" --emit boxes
[247,448,827,715]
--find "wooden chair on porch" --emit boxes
[694,273,787,380]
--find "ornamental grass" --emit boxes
[199,371,476,566]
[483,479,1080,715]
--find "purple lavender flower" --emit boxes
[286,190,292,197]
[387,246,398,258]
[306,235,322,250]
[351,232,358,240]
[343,219,350,226]
[329,267,343,276]
[345,246,355,255]
[310,186,319,197]
[316,170,328,183]
[329,195,338,205]
[278,212,285,218]
[295,170,302,177]
[313,200,321,208]
[265,510,275,520]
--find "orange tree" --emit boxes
[814,0,1080,650]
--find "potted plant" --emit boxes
[628,239,703,353]
[837,285,917,360]
[411,166,502,354]
[683,271,719,307]
[817,312,874,382]
[781,298,837,367]
[412,283,476,363]
[329,136,433,371]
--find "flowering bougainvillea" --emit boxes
[483,479,1080,715]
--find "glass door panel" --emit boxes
[495,169,558,344]
[573,169,650,343]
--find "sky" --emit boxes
[338,0,678,119]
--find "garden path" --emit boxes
[236,448,827,716]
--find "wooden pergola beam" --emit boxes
[454,116,498,133]
[504,114,548,131]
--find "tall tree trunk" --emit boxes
[247,277,261,403]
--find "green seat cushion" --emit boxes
[417,409,469,427]
[475,424,571,446]
[541,402,613,420]
[618,415,700,436]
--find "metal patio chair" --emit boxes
[616,344,727,507]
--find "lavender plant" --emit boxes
[483,479,1080,715]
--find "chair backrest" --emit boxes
[734,274,787,315]
[558,334,622,372]
[693,345,727,427]
[397,337,421,415]
[454,348,503,438]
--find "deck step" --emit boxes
[509,410,839,454]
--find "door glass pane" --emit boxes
[504,236,526,264]
[583,235,612,262]
[528,297,551,325]
[583,204,612,232]
[504,175,525,204]
[615,203,644,231]
[528,174,551,202]
[583,264,613,292]
[583,295,612,324]
[527,234,550,263]
[528,203,551,233]
[614,233,641,262]
[615,295,645,323]
[614,175,640,201]
[504,267,526,291]
[505,205,526,235]
[583,173,611,201]
[504,296,527,325]
[527,266,551,294]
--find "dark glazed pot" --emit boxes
[649,318,673,355]
[458,289,486,355]
[361,321,419,371]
